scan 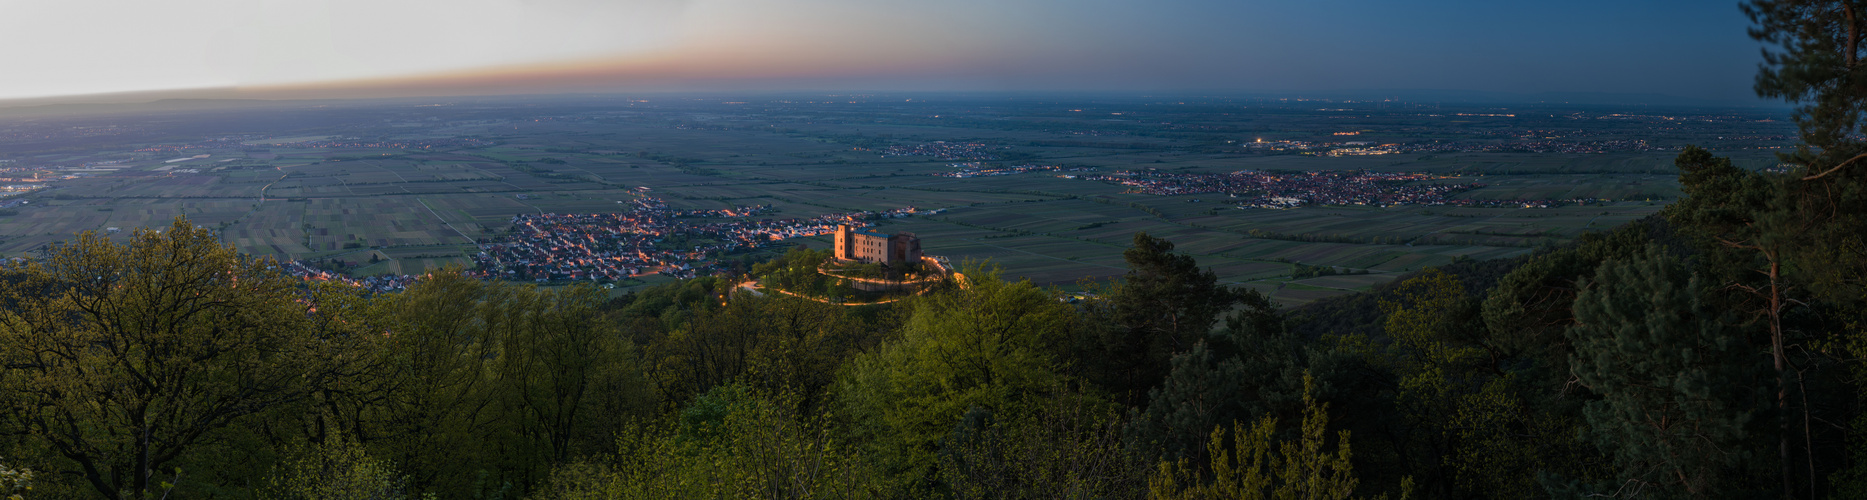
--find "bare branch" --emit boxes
[1801,151,1867,180]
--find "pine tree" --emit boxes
[1565,246,1767,498]
[1082,232,1243,406]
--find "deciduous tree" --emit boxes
[837,267,1076,491]
[0,218,344,499]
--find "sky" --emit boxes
[0,0,1767,103]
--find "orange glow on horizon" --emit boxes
[230,28,1019,99]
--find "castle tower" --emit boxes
[889,232,922,264]
[834,224,854,260]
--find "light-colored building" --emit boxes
[834,225,922,265]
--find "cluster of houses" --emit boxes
[933,164,1093,178]
[1244,137,1666,156]
[281,260,423,293]
[0,184,43,195]
[1077,169,1616,209]
[1479,138,1661,154]
[1076,169,1480,206]
[256,137,492,150]
[278,196,930,287]
[869,141,1002,161]
[470,197,920,282]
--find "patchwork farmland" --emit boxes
[0,95,1791,304]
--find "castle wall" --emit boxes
[835,225,921,265]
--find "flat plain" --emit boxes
[0,95,1793,304]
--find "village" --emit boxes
[281,198,920,288]
[468,197,918,282]
[932,163,1094,178]
[1242,136,1668,156]
[279,260,425,293]
[868,141,1004,160]
[1073,168,1605,208]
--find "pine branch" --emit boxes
[1801,151,1867,180]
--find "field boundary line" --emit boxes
[417,197,478,245]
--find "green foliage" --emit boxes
[327,271,651,498]
[1149,374,1399,500]
[0,198,1859,499]
[1125,290,1321,467]
[0,457,30,500]
[0,218,351,499]
[609,275,726,333]
[1748,0,1867,149]
[837,267,1078,492]
[1367,269,1501,497]
[1664,147,1790,295]
[531,386,880,500]
[1359,262,1621,497]
[1082,232,1245,405]
[1291,263,1364,279]
[1652,7,1867,495]
[265,439,411,500]
[1151,417,1277,500]
[641,287,885,409]
[936,392,1146,499]
[1481,220,1659,372]
[1668,145,1850,497]
[1828,320,1867,497]
[1667,147,1775,241]
[676,384,757,444]
[1564,246,1766,498]
[754,247,843,299]
[1381,268,1487,383]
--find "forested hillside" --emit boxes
[0,171,1860,499]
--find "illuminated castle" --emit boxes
[833,225,922,265]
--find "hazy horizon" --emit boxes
[1,0,1765,104]
[0,88,1788,116]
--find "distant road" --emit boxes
[417,198,478,245]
